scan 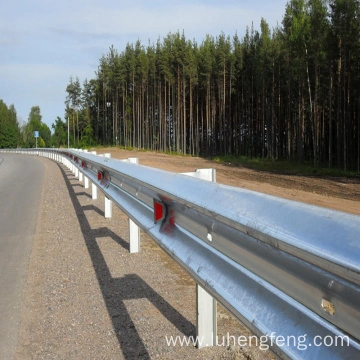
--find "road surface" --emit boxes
[0,153,45,360]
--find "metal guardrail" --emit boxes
[2,148,360,359]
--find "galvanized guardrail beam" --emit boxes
[2,148,360,359]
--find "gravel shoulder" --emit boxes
[14,151,359,360]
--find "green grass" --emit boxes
[88,144,136,151]
[211,155,360,178]
[163,149,192,157]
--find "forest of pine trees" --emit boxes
[64,0,360,171]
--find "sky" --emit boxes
[0,0,289,131]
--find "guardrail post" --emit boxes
[104,153,112,218]
[84,173,89,188]
[182,168,217,348]
[91,151,98,200]
[74,164,79,178]
[127,158,140,253]
[76,150,83,182]
[65,156,70,170]
[78,150,84,182]
[83,150,89,189]
[129,218,140,253]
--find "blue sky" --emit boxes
[0,0,288,130]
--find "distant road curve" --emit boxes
[0,154,45,360]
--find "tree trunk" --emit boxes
[329,68,333,168]
[305,47,315,167]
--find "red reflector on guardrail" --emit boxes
[98,171,103,181]
[82,161,85,168]
[154,199,165,223]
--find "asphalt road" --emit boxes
[0,154,45,360]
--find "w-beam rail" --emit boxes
[2,148,360,359]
